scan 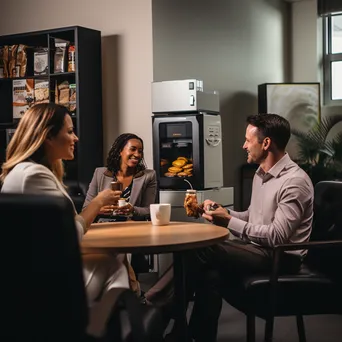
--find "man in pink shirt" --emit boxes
[187,114,314,342]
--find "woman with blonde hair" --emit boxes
[1,103,129,305]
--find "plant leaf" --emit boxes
[314,115,342,142]
[291,115,342,165]
[329,132,342,163]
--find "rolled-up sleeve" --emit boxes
[228,177,313,247]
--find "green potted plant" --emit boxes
[291,115,342,185]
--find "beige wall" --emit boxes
[291,0,342,118]
[1,0,338,202]
[0,0,154,167]
[152,0,290,207]
[291,0,321,83]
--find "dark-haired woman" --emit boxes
[83,133,158,296]
[83,133,157,219]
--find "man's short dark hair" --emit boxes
[246,114,291,151]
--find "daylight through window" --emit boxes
[323,14,342,104]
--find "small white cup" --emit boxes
[150,203,171,226]
[118,199,126,207]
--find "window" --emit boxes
[323,14,342,105]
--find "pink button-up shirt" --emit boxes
[228,154,314,257]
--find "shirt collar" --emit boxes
[256,153,291,182]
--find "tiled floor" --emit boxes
[140,273,342,341]
[163,301,342,342]
[217,301,342,342]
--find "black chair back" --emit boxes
[311,181,342,240]
[0,193,88,341]
[308,181,342,281]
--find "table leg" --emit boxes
[173,251,189,341]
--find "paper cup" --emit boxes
[118,199,126,207]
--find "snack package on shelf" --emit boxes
[58,80,69,107]
[34,48,48,75]
[12,79,34,119]
[1,44,28,78]
[34,79,49,104]
[68,45,75,72]
[69,83,76,113]
[54,80,59,103]
[16,44,28,77]
[54,38,69,73]
[2,46,9,78]
[0,46,5,78]
[8,45,18,78]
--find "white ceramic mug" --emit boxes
[150,203,171,226]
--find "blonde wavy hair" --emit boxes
[0,103,70,184]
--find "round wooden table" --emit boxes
[82,220,228,253]
[82,220,229,342]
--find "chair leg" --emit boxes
[247,314,256,342]
[296,315,307,342]
[264,317,274,342]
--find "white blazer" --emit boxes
[1,162,85,241]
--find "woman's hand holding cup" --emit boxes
[113,202,133,216]
[98,204,117,215]
[97,189,122,207]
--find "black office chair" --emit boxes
[65,179,88,213]
[0,193,163,342]
[222,181,342,342]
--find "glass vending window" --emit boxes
[159,122,194,179]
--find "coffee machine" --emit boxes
[152,79,223,190]
[151,79,234,275]
[152,79,234,216]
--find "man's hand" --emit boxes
[202,200,231,228]
[202,199,216,211]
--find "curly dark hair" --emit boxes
[106,133,147,175]
[246,113,291,151]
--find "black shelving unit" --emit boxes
[0,26,103,189]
